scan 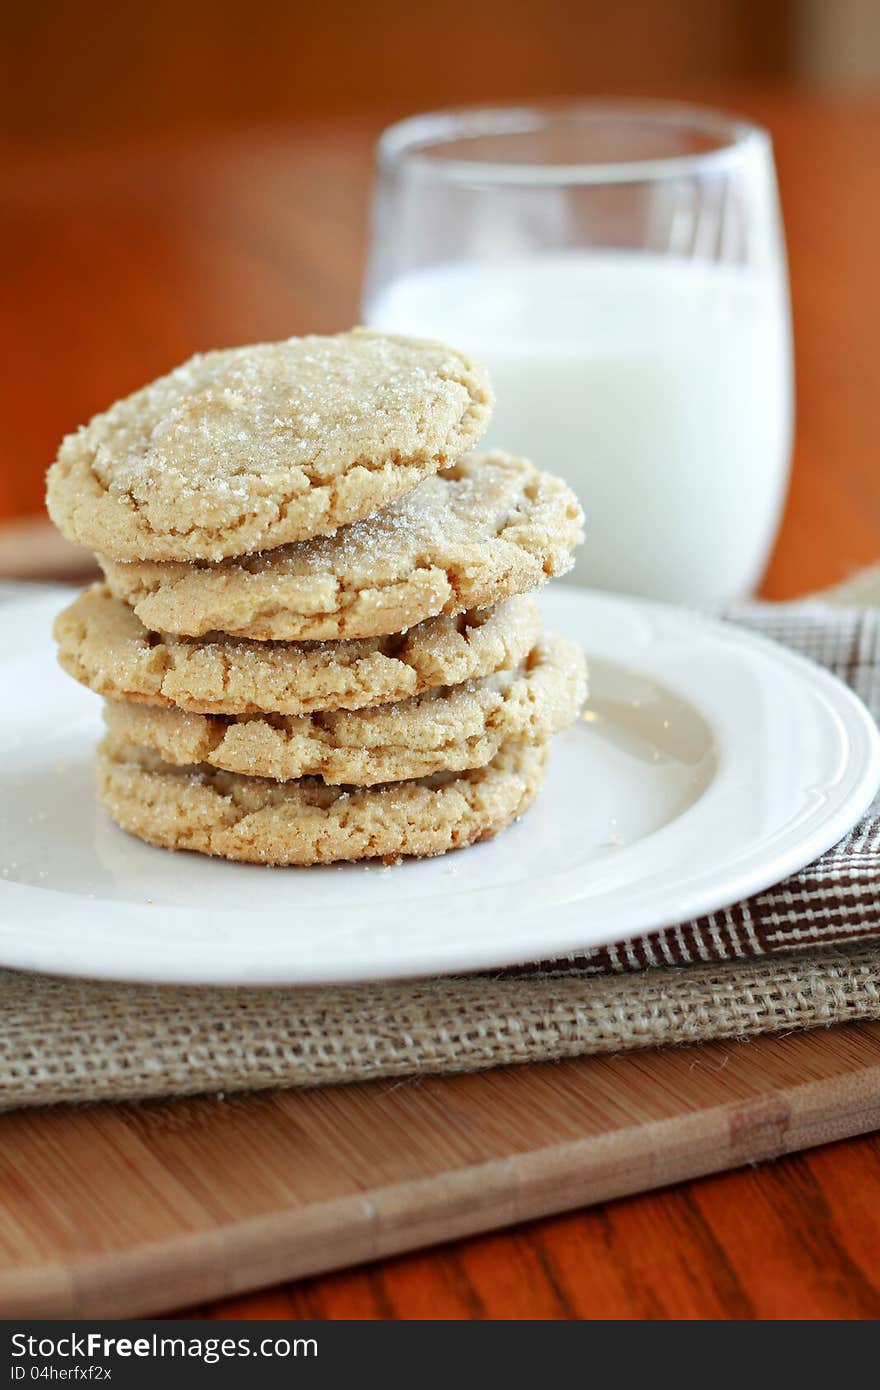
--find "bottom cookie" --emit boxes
[96,735,549,866]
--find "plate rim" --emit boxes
[1,583,878,986]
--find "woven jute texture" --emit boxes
[2,943,879,1110]
[1,569,879,1111]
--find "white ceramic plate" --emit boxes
[1,585,878,986]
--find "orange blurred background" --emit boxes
[0,3,796,141]
[2,0,879,540]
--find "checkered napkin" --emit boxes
[0,570,879,1110]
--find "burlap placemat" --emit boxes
[1,569,879,1111]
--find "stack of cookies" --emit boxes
[48,329,585,866]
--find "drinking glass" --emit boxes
[362,100,793,604]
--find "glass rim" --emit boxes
[377,99,770,186]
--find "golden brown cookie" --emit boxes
[47,329,492,562]
[96,735,548,865]
[101,635,586,784]
[54,584,542,716]
[99,452,584,640]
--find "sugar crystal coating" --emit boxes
[47,329,493,561]
[100,452,585,641]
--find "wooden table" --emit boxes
[3,89,880,1319]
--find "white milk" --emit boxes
[365,252,793,602]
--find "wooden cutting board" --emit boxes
[2,1018,880,1318]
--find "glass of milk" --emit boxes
[363,101,793,604]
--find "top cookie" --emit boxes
[46,329,492,563]
[99,452,585,641]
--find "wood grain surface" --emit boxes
[2,1023,880,1319]
[2,89,879,1320]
